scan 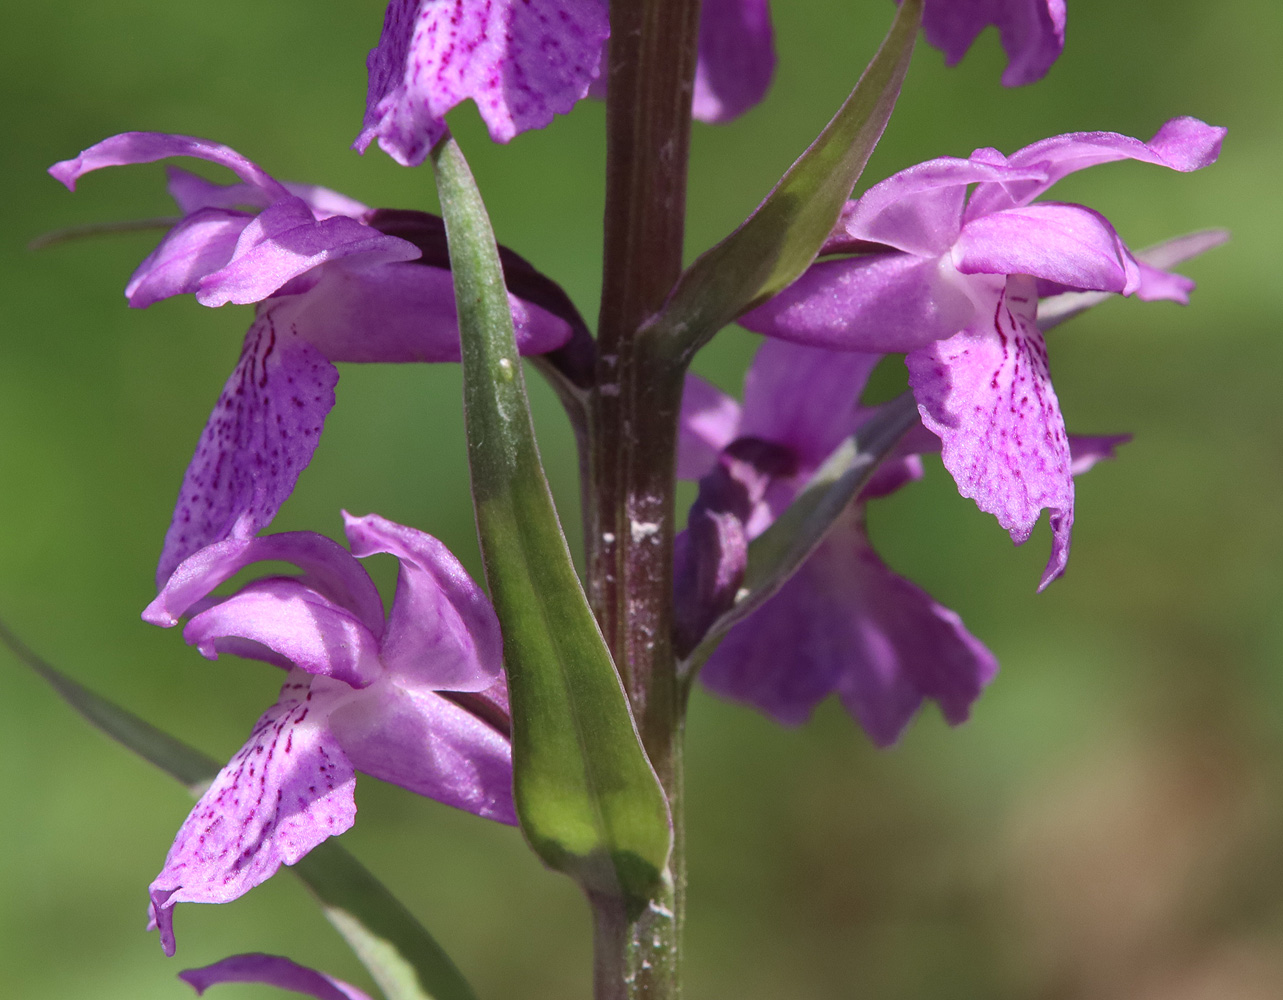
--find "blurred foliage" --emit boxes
[2,1,1280,998]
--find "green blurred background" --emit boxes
[2,1,1280,997]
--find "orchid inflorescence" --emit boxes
[33,1,1224,997]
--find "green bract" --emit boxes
[431,137,673,911]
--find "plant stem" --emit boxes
[589,0,702,996]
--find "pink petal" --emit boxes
[740,252,978,353]
[343,512,503,692]
[166,166,371,221]
[954,202,1141,294]
[1036,229,1228,329]
[841,157,1043,256]
[906,276,1074,589]
[184,579,383,687]
[49,132,290,199]
[920,0,1066,86]
[179,953,373,1000]
[329,676,515,824]
[356,0,610,165]
[149,673,356,956]
[124,209,251,308]
[195,198,420,307]
[967,117,1227,218]
[267,261,572,364]
[145,531,385,638]
[701,506,997,743]
[692,0,775,123]
[740,340,881,469]
[677,375,742,481]
[156,314,338,587]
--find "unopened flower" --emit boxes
[50,133,573,585]
[741,117,1225,588]
[142,512,513,954]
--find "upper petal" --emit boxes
[49,132,290,199]
[123,208,251,308]
[329,675,515,823]
[740,252,978,353]
[267,260,572,364]
[343,512,503,692]
[183,579,383,687]
[954,202,1141,294]
[166,166,371,220]
[840,158,1046,256]
[967,117,1227,217]
[356,0,610,165]
[155,314,338,587]
[1036,228,1229,330]
[692,0,775,123]
[906,276,1074,589]
[179,954,373,1000]
[149,673,356,956]
[195,197,421,307]
[145,531,384,637]
[740,339,882,470]
[920,0,1066,86]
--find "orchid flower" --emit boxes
[180,954,374,1000]
[49,133,574,585]
[740,117,1225,589]
[676,340,1000,745]
[355,0,1068,166]
[677,340,1132,743]
[141,512,514,955]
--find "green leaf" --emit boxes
[651,0,922,359]
[293,848,477,1000]
[679,393,920,678]
[0,620,477,1000]
[430,137,672,911]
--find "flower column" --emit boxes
[590,0,703,997]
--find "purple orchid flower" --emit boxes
[180,954,373,1000]
[141,512,514,955]
[50,133,573,586]
[677,340,1130,743]
[676,340,999,745]
[740,117,1225,590]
